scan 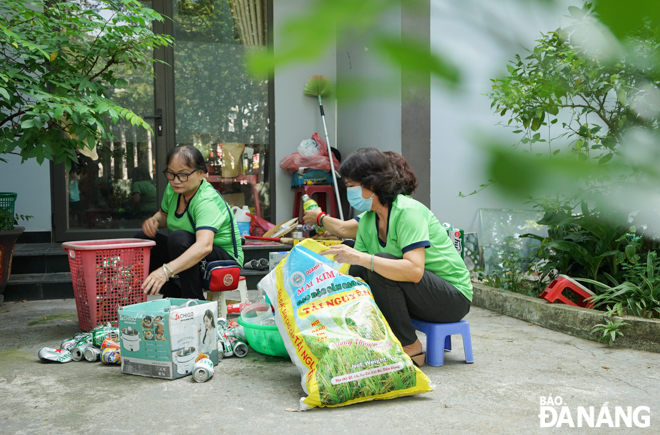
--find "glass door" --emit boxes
[53,1,168,241]
[172,0,272,222]
[52,0,273,242]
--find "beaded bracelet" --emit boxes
[163,263,174,278]
[316,212,327,227]
[319,214,327,227]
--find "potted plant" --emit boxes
[0,193,31,307]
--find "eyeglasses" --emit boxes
[162,169,198,182]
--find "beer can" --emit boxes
[101,347,121,365]
[93,328,120,347]
[226,325,247,343]
[74,333,93,346]
[217,317,228,329]
[38,347,72,363]
[218,336,233,358]
[229,337,248,358]
[71,343,93,361]
[101,338,121,350]
[60,338,78,351]
[192,357,214,383]
[84,347,102,362]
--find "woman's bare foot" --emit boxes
[403,339,425,366]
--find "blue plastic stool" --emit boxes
[410,319,474,367]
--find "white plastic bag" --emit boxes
[297,138,319,157]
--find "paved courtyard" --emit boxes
[0,298,657,434]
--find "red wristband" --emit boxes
[316,212,326,226]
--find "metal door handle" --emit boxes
[143,109,162,136]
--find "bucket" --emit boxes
[232,205,251,236]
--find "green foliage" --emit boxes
[485,3,660,206]
[590,317,628,346]
[579,252,660,319]
[0,210,32,231]
[0,0,172,169]
[488,3,658,163]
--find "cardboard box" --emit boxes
[118,298,219,380]
[269,251,289,271]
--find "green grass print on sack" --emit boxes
[261,239,432,409]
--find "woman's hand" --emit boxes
[142,216,160,238]
[321,244,368,267]
[303,208,323,226]
[142,266,169,295]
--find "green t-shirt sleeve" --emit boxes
[161,185,173,214]
[190,197,227,233]
[395,210,431,254]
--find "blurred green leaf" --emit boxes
[594,0,660,39]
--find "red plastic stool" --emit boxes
[292,185,339,220]
[540,275,596,308]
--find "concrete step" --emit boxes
[4,272,73,301]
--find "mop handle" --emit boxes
[318,95,345,220]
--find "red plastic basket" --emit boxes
[62,239,156,332]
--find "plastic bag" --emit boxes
[279,133,341,175]
[298,138,320,157]
[248,213,275,237]
[258,239,433,409]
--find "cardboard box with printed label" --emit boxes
[118,298,219,379]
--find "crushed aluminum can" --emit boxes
[101,347,121,365]
[228,336,248,358]
[217,317,228,329]
[38,347,73,363]
[74,333,93,346]
[84,347,102,362]
[101,338,121,350]
[192,357,214,383]
[60,338,78,351]
[92,327,120,347]
[225,325,247,343]
[71,343,93,361]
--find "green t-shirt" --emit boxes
[354,195,472,301]
[131,180,157,212]
[161,179,244,264]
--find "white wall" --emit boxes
[0,155,51,231]
[336,5,403,159]
[273,1,337,224]
[430,0,579,232]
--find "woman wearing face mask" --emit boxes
[302,151,417,239]
[320,148,471,366]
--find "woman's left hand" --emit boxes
[321,244,367,266]
[142,267,169,295]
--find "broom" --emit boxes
[304,75,344,220]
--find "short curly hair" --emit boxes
[338,148,405,205]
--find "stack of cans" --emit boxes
[37,323,120,364]
[216,319,248,358]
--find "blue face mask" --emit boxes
[347,186,374,212]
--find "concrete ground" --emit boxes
[0,295,658,435]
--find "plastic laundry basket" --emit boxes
[62,238,156,332]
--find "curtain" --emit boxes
[230,0,267,46]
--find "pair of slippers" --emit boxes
[243,258,269,271]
